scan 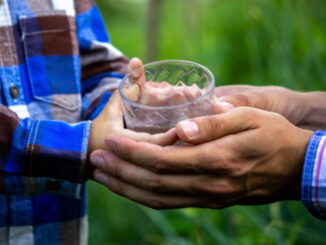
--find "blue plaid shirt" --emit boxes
[0,0,128,244]
[302,131,326,220]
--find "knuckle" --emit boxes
[200,201,228,209]
[106,140,120,154]
[201,179,237,197]
[242,107,257,117]
[206,203,224,209]
[146,176,163,192]
[203,159,232,174]
[107,159,122,178]
[147,199,165,210]
[205,116,222,137]
[116,184,125,195]
[272,111,285,122]
[150,156,167,173]
[237,107,259,124]
[108,162,118,177]
[229,94,249,107]
[200,184,219,196]
[115,185,126,196]
[111,179,125,196]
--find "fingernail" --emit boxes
[179,121,199,139]
[105,139,116,152]
[94,172,109,184]
[218,102,234,111]
[91,155,104,168]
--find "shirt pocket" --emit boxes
[19,10,81,111]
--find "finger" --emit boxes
[104,135,230,174]
[176,107,260,144]
[118,127,178,146]
[92,149,199,194]
[213,101,235,114]
[91,150,243,198]
[216,88,268,111]
[128,57,146,86]
[138,82,172,106]
[214,85,254,97]
[147,81,170,88]
[93,169,205,209]
[166,90,188,106]
[123,84,140,102]
[218,93,254,108]
[183,84,202,101]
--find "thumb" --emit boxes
[128,57,146,86]
[176,107,260,144]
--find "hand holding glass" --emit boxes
[119,60,216,133]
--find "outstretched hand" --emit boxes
[213,85,313,127]
[91,107,313,209]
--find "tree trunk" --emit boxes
[146,0,163,62]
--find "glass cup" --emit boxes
[119,60,216,134]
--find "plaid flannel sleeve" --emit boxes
[76,1,129,120]
[302,131,326,220]
[0,106,90,184]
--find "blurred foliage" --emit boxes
[88,0,326,244]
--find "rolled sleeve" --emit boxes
[302,131,326,220]
[3,117,91,184]
[24,119,91,183]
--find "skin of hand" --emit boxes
[126,58,219,123]
[90,107,313,209]
[214,85,326,130]
[88,91,177,153]
[86,90,178,179]
[89,57,208,155]
[127,58,211,107]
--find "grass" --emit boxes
[88,0,326,244]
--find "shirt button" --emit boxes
[45,180,61,191]
[9,86,19,99]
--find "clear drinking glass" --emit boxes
[119,60,216,134]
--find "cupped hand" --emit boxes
[213,85,310,127]
[91,107,312,209]
[88,91,178,153]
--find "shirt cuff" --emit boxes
[0,174,83,199]
[301,130,326,220]
[24,119,91,183]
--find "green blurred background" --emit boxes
[88,0,326,244]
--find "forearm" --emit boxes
[299,92,326,130]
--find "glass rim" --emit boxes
[118,59,215,111]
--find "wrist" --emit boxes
[262,87,307,125]
[298,92,326,130]
[288,128,314,200]
[88,122,97,154]
[88,118,109,154]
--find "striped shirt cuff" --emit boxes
[302,131,326,220]
[24,120,91,183]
